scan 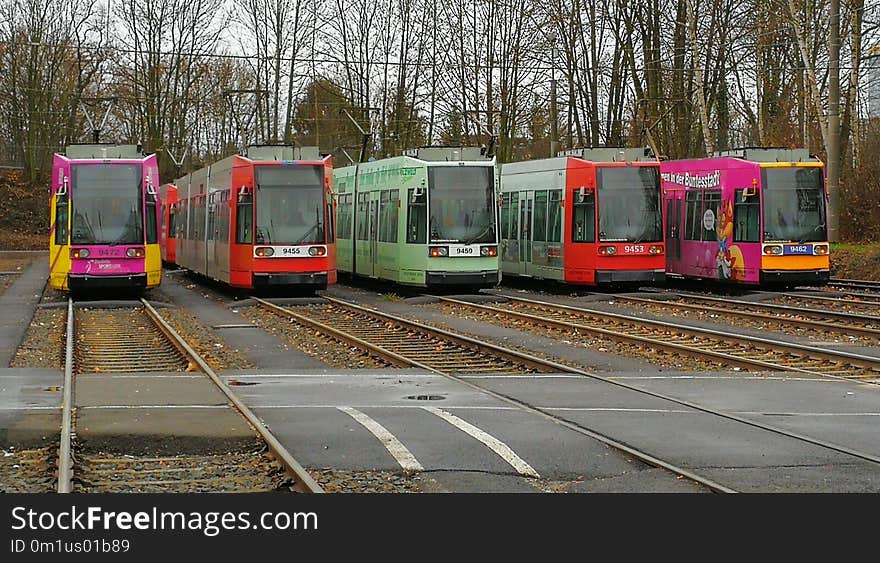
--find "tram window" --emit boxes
[179,200,188,239]
[55,195,68,245]
[572,191,595,243]
[379,190,398,243]
[734,189,760,242]
[357,193,370,240]
[337,194,352,239]
[326,193,335,243]
[219,193,230,243]
[684,191,702,240]
[236,193,253,244]
[500,193,511,239]
[406,188,426,244]
[146,193,158,244]
[547,190,562,243]
[533,190,548,242]
[169,207,176,237]
[702,190,721,242]
[510,192,519,239]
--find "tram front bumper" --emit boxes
[595,269,666,284]
[426,270,500,287]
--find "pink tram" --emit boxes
[166,145,336,290]
[661,148,830,286]
[49,144,162,291]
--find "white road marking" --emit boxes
[337,407,423,472]
[421,406,540,478]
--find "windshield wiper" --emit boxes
[295,222,322,244]
[461,223,493,245]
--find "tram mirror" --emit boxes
[577,187,586,202]
[741,187,756,199]
[57,177,68,197]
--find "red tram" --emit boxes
[160,183,178,264]
[499,147,664,285]
[165,145,336,289]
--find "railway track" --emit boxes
[605,292,880,341]
[778,291,880,311]
[439,293,880,382]
[57,299,322,493]
[253,296,553,375]
[254,294,880,493]
[827,278,880,293]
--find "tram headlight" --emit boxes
[71,248,89,259]
[126,247,145,258]
[763,245,783,255]
[598,246,616,256]
[813,244,829,255]
[480,246,497,257]
[255,247,274,257]
[309,246,326,257]
[429,246,448,257]
[649,245,664,255]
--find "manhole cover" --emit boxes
[228,380,259,386]
[404,394,445,401]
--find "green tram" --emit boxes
[335,146,501,288]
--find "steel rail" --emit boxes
[140,299,323,494]
[252,297,441,372]
[428,294,880,469]
[57,298,74,493]
[262,295,735,493]
[457,296,862,377]
[603,293,880,339]
[485,292,880,379]
[320,296,573,373]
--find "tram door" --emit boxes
[666,191,683,262]
[517,192,533,276]
[666,195,680,261]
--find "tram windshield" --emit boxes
[762,167,826,243]
[428,166,496,244]
[596,166,662,242]
[255,165,325,244]
[70,164,143,245]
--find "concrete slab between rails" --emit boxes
[75,407,257,456]
[158,275,331,370]
[220,370,505,410]
[0,260,48,367]
[0,369,63,447]
[75,372,229,407]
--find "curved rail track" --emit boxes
[255,293,880,493]
[56,299,322,493]
[444,293,880,381]
[605,292,880,340]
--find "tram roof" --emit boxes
[712,147,820,163]
[63,144,144,159]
